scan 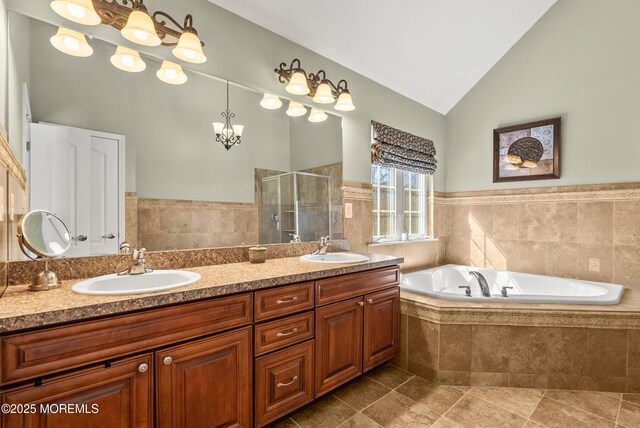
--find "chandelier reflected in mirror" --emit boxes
[213,81,244,151]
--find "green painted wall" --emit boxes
[5,0,447,191]
[445,0,640,192]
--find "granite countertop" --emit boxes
[0,254,403,333]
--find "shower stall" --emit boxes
[260,172,331,244]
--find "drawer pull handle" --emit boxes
[138,363,149,373]
[276,328,298,337]
[367,299,374,304]
[163,356,173,365]
[276,296,298,304]
[277,376,298,388]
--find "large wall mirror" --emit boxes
[7,11,344,259]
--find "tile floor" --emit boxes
[272,365,640,428]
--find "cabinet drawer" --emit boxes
[315,266,399,306]
[254,282,314,321]
[254,312,314,356]
[1,294,252,386]
[255,340,314,427]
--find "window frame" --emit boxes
[371,165,430,243]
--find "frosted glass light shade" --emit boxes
[50,27,93,57]
[308,108,328,123]
[213,122,225,134]
[156,60,187,85]
[334,90,355,111]
[312,82,334,104]
[121,9,161,46]
[173,31,207,64]
[286,101,307,117]
[260,93,283,110]
[232,124,244,137]
[285,71,310,95]
[50,0,101,25]
[110,46,146,72]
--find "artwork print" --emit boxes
[493,117,561,182]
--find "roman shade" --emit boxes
[371,121,437,175]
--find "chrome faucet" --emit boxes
[469,271,491,297]
[312,236,331,255]
[118,248,153,275]
[290,234,301,243]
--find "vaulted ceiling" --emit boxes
[208,0,556,114]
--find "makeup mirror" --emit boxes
[17,210,71,290]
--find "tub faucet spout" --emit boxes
[469,271,491,297]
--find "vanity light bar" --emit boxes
[50,0,207,65]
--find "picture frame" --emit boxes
[493,117,561,183]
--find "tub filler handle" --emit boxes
[501,286,514,297]
[458,285,472,297]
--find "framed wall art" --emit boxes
[493,117,561,183]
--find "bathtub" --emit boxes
[400,264,624,305]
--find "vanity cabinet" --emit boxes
[314,266,400,396]
[0,264,400,428]
[1,354,153,428]
[156,327,252,428]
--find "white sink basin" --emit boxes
[300,253,369,264]
[71,270,202,295]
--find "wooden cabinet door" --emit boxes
[156,327,252,428]
[255,340,314,427]
[363,287,400,372]
[2,354,153,428]
[314,297,363,397]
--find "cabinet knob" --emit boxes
[103,233,116,239]
[163,356,173,365]
[75,234,88,242]
[358,301,364,307]
[367,299,374,304]
[138,363,149,373]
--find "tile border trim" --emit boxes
[400,299,640,329]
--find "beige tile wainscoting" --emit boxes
[441,183,640,292]
[396,292,640,393]
[275,364,640,428]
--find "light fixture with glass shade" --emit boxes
[50,0,101,25]
[156,60,187,85]
[172,16,206,64]
[260,93,283,110]
[286,101,307,117]
[213,81,244,150]
[110,46,146,72]
[121,0,161,46]
[275,58,355,111]
[49,1,206,66]
[308,108,328,123]
[334,89,355,111]
[285,70,311,95]
[50,27,93,57]
[312,81,334,104]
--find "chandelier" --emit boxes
[274,58,355,112]
[48,0,205,84]
[213,81,244,151]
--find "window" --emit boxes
[372,165,428,242]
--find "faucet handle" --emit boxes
[501,286,513,297]
[458,285,472,296]
[132,247,146,260]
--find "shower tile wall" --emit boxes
[303,163,343,239]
